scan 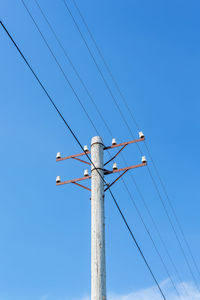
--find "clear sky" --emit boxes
[0,1,200,300]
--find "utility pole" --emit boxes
[56,133,146,300]
[91,136,106,300]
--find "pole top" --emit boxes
[91,136,103,146]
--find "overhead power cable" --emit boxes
[121,177,182,299]
[24,0,199,293]
[71,0,200,283]
[130,175,189,296]
[121,157,189,297]
[62,0,142,155]
[33,1,193,293]
[33,0,113,137]
[63,0,200,290]
[31,3,184,296]
[71,0,140,131]
[0,20,167,300]
[147,167,200,292]
[145,143,200,281]
[20,0,100,137]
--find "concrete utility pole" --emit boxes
[56,132,146,300]
[91,136,106,300]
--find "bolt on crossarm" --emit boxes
[56,133,146,300]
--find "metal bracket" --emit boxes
[72,156,91,165]
[104,144,128,166]
[72,182,91,191]
[104,170,129,192]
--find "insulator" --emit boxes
[112,138,117,145]
[84,169,89,177]
[84,145,89,152]
[56,176,61,183]
[141,156,147,164]
[56,152,61,159]
[113,162,118,170]
[139,131,145,138]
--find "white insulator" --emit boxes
[84,145,89,152]
[112,138,117,145]
[56,176,61,183]
[141,156,147,164]
[56,152,61,159]
[139,131,145,139]
[84,169,89,177]
[113,162,118,170]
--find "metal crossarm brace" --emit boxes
[72,157,91,165]
[104,144,128,166]
[72,182,91,191]
[104,170,129,191]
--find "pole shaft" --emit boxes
[91,136,106,300]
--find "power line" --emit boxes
[32,0,199,292]
[147,166,200,292]
[31,3,186,295]
[62,0,142,155]
[20,0,100,137]
[71,0,200,283]
[33,0,113,137]
[121,177,182,299]
[71,0,140,132]
[106,143,183,296]
[145,142,200,280]
[0,20,167,300]
[63,0,200,289]
[108,188,167,300]
[27,4,197,292]
[118,155,188,297]
[126,170,189,297]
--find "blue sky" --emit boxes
[0,0,200,299]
